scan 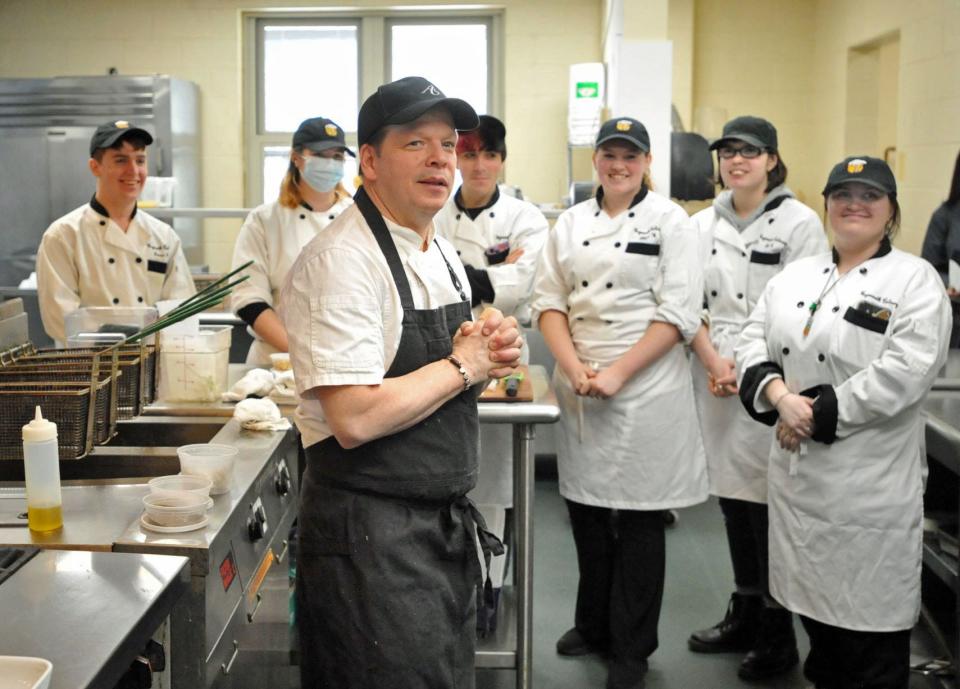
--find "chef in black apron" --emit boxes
[281,76,522,689]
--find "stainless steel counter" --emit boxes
[933,350,960,390]
[0,550,189,689]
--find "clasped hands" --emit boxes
[707,356,739,398]
[563,361,625,401]
[775,393,815,452]
[452,307,523,383]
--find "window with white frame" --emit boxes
[246,10,502,206]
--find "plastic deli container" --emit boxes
[142,492,208,527]
[148,474,212,499]
[177,444,238,495]
[158,325,232,402]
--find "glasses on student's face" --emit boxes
[827,187,887,205]
[717,144,764,160]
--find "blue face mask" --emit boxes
[301,156,344,192]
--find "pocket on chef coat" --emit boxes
[831,305,889,370]
[619,242,660,288]
[746,251,782,303]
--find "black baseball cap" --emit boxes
[357,76,478,146]
[709,116,778,152]
[292,117,355,157]
[595,117,650,153]
[89,120,153,157]
[822,156,897,197]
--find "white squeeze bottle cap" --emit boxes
[23,406,57,443]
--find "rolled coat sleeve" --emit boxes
[230,210,274,312]
[530,211,574,326]
[486,205,549,315]
[36,225,80,343]
[280,245,389,394]
[652,211,703,342]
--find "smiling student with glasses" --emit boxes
[735,156,949,689]
[686,116,826,680]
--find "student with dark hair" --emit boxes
[434,114,548,506]
[921,149,960,345]
[230,117,354,364]
[36,120,195,343]
[736,156,949,689]
[687,115,825,679]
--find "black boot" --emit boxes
[688,593,762,653]
[737,607,799,680]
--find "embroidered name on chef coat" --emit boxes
[626,225,661,255]
[748,235,787,265]
[844,292,898,334]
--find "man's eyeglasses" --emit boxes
[717,144,764,160]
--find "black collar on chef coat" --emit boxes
[830,235,892,264]
[454,185,500,221]
[595,184,649,213]
[90,194,137,222]
[300,200,314,212]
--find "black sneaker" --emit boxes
[688,592,762,653]
[556,627,602,656]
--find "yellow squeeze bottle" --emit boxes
[22,406,63,532]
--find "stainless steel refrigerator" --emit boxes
[0,75,200,287]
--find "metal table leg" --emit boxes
[514,422,535,689]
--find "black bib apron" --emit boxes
[297,187,499,689]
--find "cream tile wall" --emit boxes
[0,0,601,271]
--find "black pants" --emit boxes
[566,499,665,665]
[800,616,910,689]
[718,497,769,596]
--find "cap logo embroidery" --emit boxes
[616,120,632,132]
[847,158,866,173]
[324,124,338,136]
[421,83,442,96]
[115,120,130,129]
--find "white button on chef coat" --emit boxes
[735,246,950,631]
[692,197,826,502]
[231,196,353,365]
[434,188,548,505]
[36,202,195,343]
[280,203,470,450]
[531,191,708,510]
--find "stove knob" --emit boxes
[275,467,291,496]
[247,513,265,541]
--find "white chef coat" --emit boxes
[735,244,950,631]
[280,203,471,450]
[434,187,548,505]
[692,197,826,502]
[531,190,708,510]
[231,196,353,365]
[36,202,195,343]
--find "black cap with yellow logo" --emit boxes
[822,155,897,197]
[595,117,650,153]
[292,117,356,157]
[89,120,153,157]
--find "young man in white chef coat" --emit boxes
[434,115,549,506]
[36,120,195,343]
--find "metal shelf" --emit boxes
[924,541,960,592]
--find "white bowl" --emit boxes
[148,474,212,499]
[177,444,238,495]
[0,656,52,689]
[142,491,208,527]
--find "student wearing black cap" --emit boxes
[230,116,354,364]
[434,114,549,506]
[532,117,707,689]
[686,116,825,679]
[735,156,950,688]
[281,76,522,689]
[36,120,195,343]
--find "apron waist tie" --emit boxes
[451,496,505,637]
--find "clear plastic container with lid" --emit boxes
[22,406,63,532]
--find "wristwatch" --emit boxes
[445,354,472,392]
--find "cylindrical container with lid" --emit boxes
[22,406,63,532]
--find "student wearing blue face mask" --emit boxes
[230,117,354,364]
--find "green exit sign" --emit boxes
[575,81,599,98]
